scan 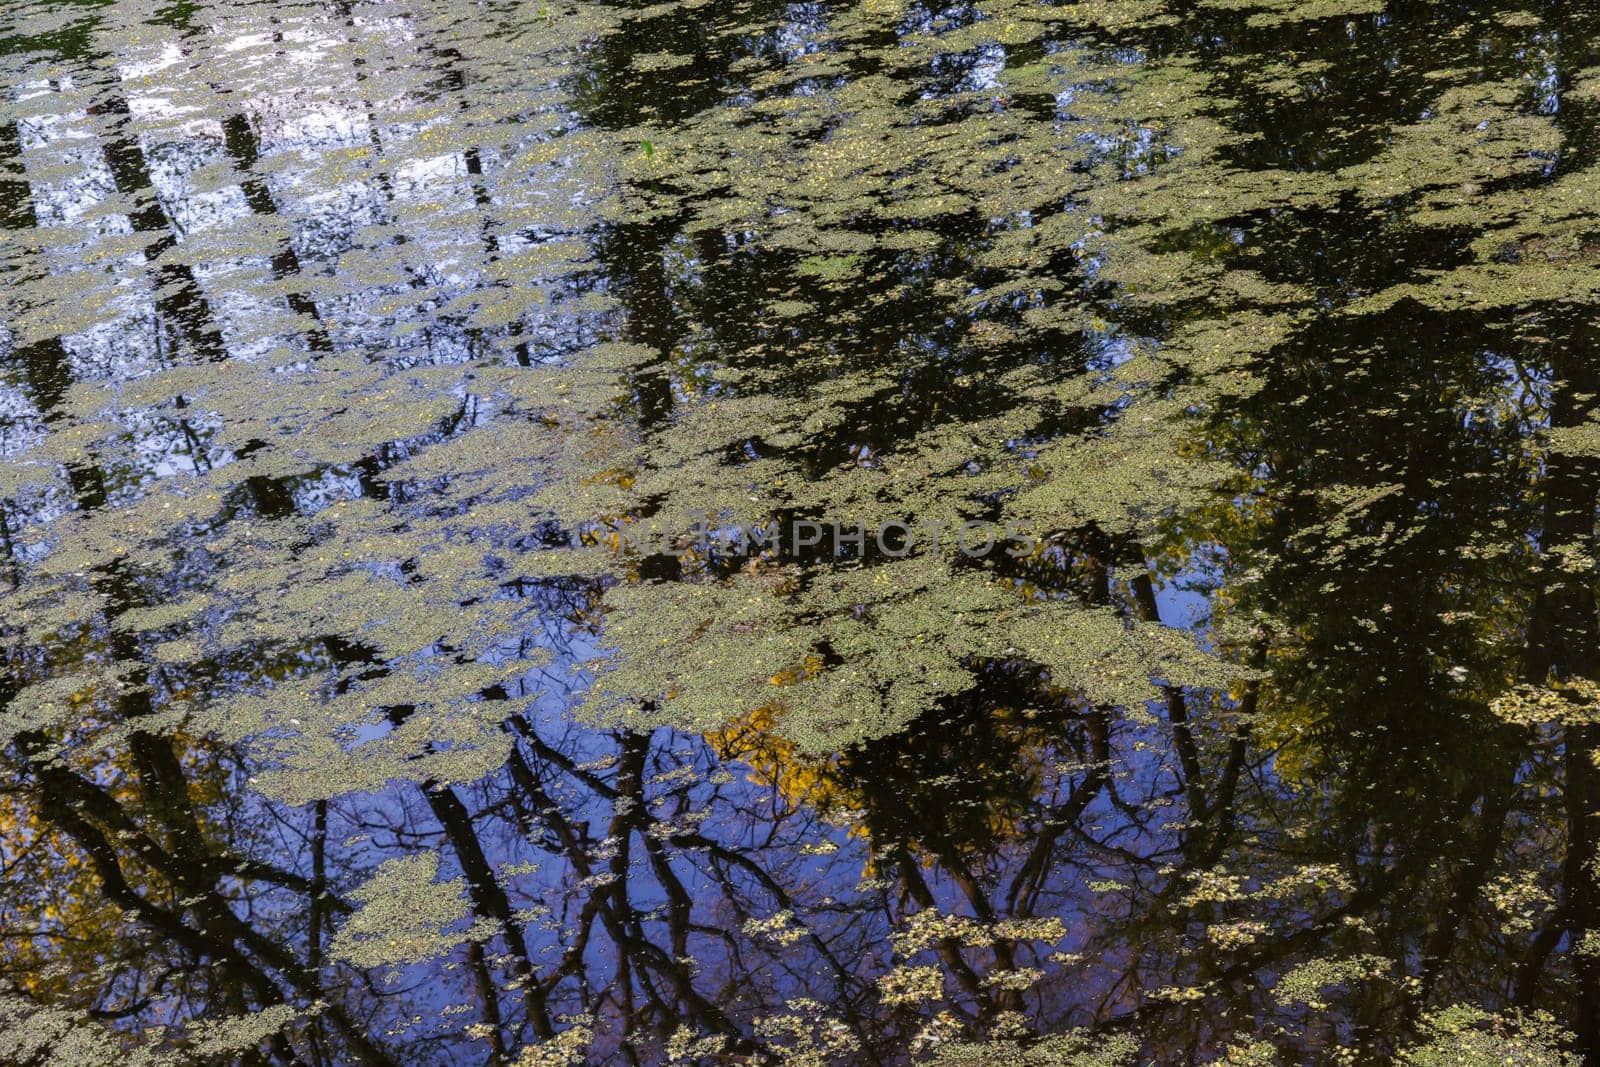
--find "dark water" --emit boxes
[3,0,1600,1061]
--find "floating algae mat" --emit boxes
[2,0,1600,1061]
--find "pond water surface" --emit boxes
[3,0,1600,1062]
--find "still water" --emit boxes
[2,0,1600,1061]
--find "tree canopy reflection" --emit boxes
[3,0,1600,1061]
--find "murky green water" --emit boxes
[3,0,1600,1061]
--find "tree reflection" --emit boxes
[4,0,1600,1061]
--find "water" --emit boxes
[2,0,1599,1062]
